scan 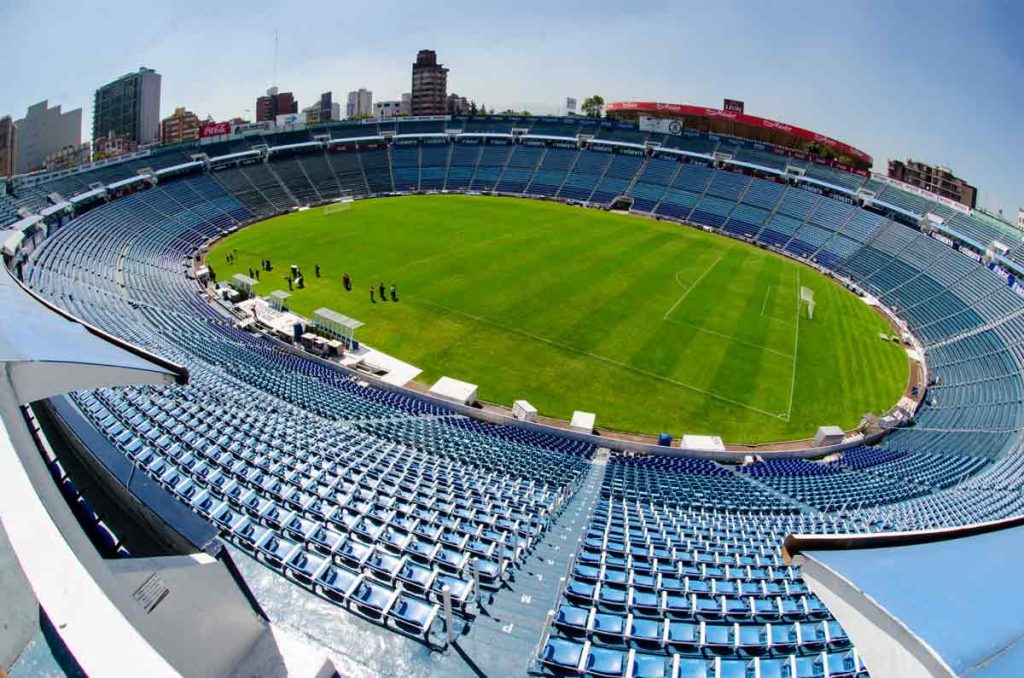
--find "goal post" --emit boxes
[323,194,354,216]
[800,286,815,320]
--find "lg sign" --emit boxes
[200,122,231,138]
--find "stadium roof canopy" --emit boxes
[313,307,363,331]
[785,517,1024,677]
[0,266,182,403]
[606,101,873,170]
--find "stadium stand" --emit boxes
[6,115,1024,675]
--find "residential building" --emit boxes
[303,92,340,125]
[374,93,412,120]
[161,107,201,145]
[256,87,297,123]
[92,68,162,146]
[887,159,978,209]
[411,50,448,116]
[446,93,469,116]
[1018,208,1024,232]
[93,132,137,161]
[14,100,82,174]
[0,116,15,177]
[374,101,400,119]
[301,104,319,124]
[44,142,91,171]
[346,89,373,119]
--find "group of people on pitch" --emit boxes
[338,269,398,303]
[228,255,399,304]
[369,280,398,303]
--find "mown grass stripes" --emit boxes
[209,195,908,442]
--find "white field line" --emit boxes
[662,251,726,321]
[759,284,796,328]
[785,268,802,421]
[765,316,797,329]
[409,294,788,421]
[662,316,795,360]
[760,285,772,317]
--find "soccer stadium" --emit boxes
[2,26,1024,678]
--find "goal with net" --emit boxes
[323,195,354,215]
[800,286,815,320]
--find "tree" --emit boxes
[469,100,478,117]
[581,95,605,118]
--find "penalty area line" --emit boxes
[760,285,771,317]
[410,293,788,421]
[661,316,795,361]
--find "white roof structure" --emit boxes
[429,377,478,405]
[681,434,726,453]
[1,230,25,257]
[231,273,258,290]
[312,307,363,342]
[0,267,181,403]
[570,411,597,434]
[313,307,363,331]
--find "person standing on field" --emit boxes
[370,286,375,303]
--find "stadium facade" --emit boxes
[2,113,1024,676]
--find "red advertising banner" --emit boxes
[607,101,872,165]
[200,121,232,138]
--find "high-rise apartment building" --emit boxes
[346,89,373,119]
[0,116,16,177]
[92,68,162,146]
[15,100,83,174]
[256,87,297,123]
[411,50,448,116]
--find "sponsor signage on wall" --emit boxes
[275,112,306,128]
[638,115,683,135]
[199,121,232,138]
[608,101,872,165]
[231,121,274,135]
[872,172,972,215]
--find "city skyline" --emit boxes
[0,0,1020,216]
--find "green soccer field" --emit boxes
[208,195,909,443]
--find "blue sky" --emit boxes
[1,0,1021,216]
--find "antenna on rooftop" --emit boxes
[272,28,279,88]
